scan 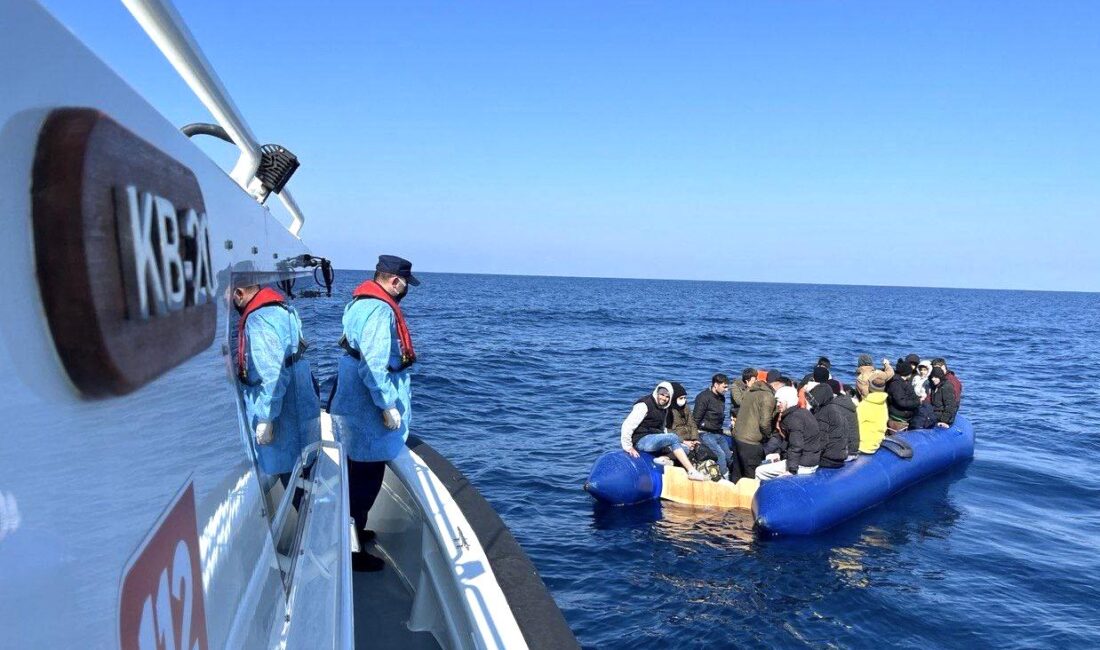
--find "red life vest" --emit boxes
[236,287,288,379]
[351,280,417,370]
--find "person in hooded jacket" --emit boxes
[234,284,321,484]
[621,382,707,481]
[666,382,700,442]
[756,386,822,480]
[857,371,890,453]
[931,358,964,402]
[929,367,960,427]
[806,382,849,468]
[331,255,421,572]
[829,382,860,461]
[886,361,922,432]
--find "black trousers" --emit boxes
[735,440,765,478]
[347,458,387,532]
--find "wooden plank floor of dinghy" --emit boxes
[660,467,759,509]
[353,565,440,649]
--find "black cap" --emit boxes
[765,369,782,384]
[376,254,420,286]
[905,353,920,366]
[896,360,914,376]
[813,366,830,383]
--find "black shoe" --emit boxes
[358,529,377,544]
[352,551,384,572]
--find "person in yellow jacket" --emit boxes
[857,371,890,453]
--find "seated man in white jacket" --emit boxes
[620,381,708,481]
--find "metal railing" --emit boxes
[274,440,354,649]
[120,0,306,237]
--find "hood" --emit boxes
[749,381,774,394]
[832,393,857,413]
[651,381,674,408]
[863,392,888,405]
[806,382,834,410]
[669,381,689,409]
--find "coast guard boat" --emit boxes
[0,1,576,647]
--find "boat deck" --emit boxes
[352,557,440,649]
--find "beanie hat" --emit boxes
[870,371,888,392]
[857,354,873,368]
[765,369,782,384]
[905,353,921,366]
[930,367,946,380]
[813,366,830,383]
[774,386,798,409]
[896,360,914,376]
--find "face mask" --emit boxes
[394,279,409,303]
[676,397,687,408]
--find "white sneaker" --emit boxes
[653,457,673,466]
[687,470,708,481]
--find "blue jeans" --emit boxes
[699,432,731,478]
[635,433,684,455]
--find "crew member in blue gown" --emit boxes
[234,284,321,484]
[330,255,419,572]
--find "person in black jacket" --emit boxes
[756,386,821,480]
[886,361,922,432]
[929,367,959,427]
[694,373,742,481]
[828,384,860,461]
[806,382,849,468]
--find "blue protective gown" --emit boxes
[240,304,321,475]
[330,298,412,462]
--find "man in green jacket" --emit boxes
[733,369,781,477]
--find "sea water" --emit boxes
[294,271,1100,649]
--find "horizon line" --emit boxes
[333,268,1099,295]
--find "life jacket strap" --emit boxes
[238,338,309,387]
[338,334,411,373]
[339,335,361,361]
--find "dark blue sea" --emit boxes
[293,271,1100,649]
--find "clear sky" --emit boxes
[43,1,1100,291]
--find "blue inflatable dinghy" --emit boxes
[753,415,975,536]
[584,450,664,506]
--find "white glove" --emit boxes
[255,421,274,445]
[382,408,402,430]
[764,453,781,463]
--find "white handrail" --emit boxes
[120,0,306,237]
[278,188,305,238]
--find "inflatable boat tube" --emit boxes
[584,450,663,505]
[752,415,975,536]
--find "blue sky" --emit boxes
[44,1,1100,291]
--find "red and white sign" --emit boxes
[118,482,209,650]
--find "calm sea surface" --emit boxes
[294,271,1100,649]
